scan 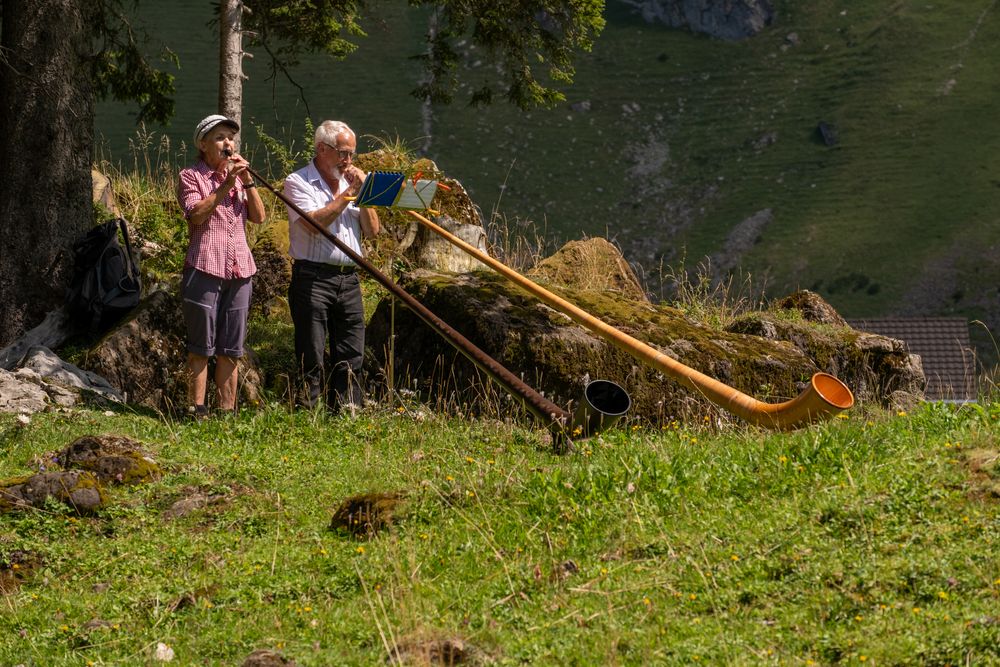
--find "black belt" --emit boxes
[294,259,357,275]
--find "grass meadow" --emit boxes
[1,400,999,665]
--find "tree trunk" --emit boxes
[219,0,244,149]
[0,0,95,346]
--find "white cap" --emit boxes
[193,114,239,145]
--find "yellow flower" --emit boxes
[446,475,454,481]
[643,597,651,606]
[912,607,921,614]
[730,555,740,562]
[897,410,907,417]
[937,591,948,600]
[356,546,365,554]
[689,593,697,600]
[779,455,788,463]
[465,456,475,463]
[854,615,863,621]
[860,656,868,662]
[420,533,429,540]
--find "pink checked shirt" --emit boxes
[177,160,257,279]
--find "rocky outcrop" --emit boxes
[618,0,775,40]
[0,347,122,414]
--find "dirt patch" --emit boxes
[329,492,406,538]
[163,485,233,519]
[0,550,42,594]
[388,635,489,666]
[243,649,298,666]
[963,448,1000,500]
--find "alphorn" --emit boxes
[405,210,854,430]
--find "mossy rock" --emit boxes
[366,268,919,426]
[56,434,162,485]
[1,470,106,514]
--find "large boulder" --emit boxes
[365,256,920,425]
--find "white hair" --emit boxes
[314,120,354,148]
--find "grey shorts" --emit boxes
[181,267,252,358]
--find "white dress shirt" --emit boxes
[284,159,363,265]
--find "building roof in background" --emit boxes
[847,317,976,402]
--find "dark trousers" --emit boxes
[289,261,365,410]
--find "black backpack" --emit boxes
[66,218,142,334]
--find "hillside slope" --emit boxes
[427,0,1000,352]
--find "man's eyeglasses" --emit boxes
[322,142,356,160]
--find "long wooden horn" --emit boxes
[405,210,854,430]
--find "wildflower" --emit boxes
[643,597,651,606]
[467,490,475,497]
[572,426,583,437]
[420,533,429,540]
[446,475,454,481]
[600,567,608,575]
[937,591,948,600]
[779,455,788,463]
[860,656,867,662]
[689,593,697,600]
[10,563,19,571]
[994,578,1000,585]
[836,413,849,419]
[231,453,239,460]
[356,546,365,554]
[691,438,698,444]
[304,606,312,612]
[59,625,69,632]
[912,607,921,614]
[854,615,863,621]
[730,555,740,562]
[897,410,907,417]
[487,459,495,465]
[465,456,475,463]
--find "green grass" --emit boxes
[2,401,999,665]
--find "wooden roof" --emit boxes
[847,317,976,401]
